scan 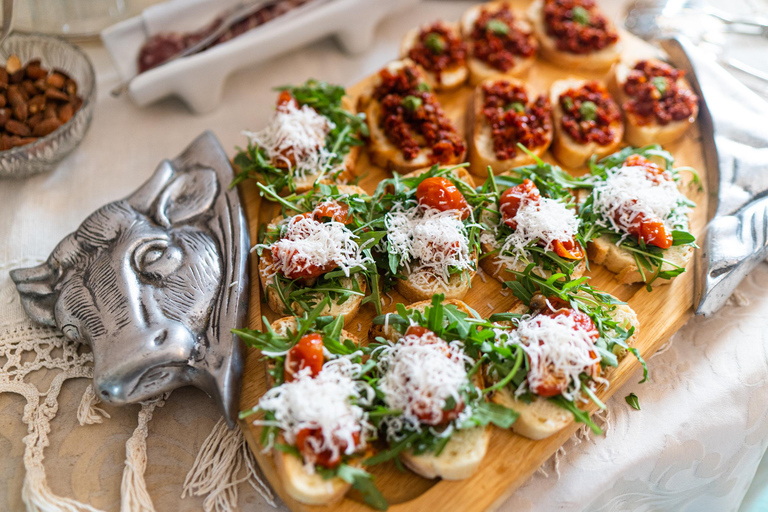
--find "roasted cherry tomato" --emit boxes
[276,90,298,108]
[284,333,325,382]
[416,176,470,219]
[624,154,672,184]
[272,246,336,280]
[313,201,352,224]
[295,428,361,469]
[619,211,673,249]
[405,325,431,338]
[413,396,465,425]
[552,238,585,260]
[499,179,541,229]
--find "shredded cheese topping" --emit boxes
[591,164,689,242]
[244,101,339,179]
[497,197,579,262]
[375,330,471,439]
[253,358,374,468]
[385,204,474,284]
[505,313,601,401]
[269,214,372,278]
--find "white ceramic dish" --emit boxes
[101,0,418,113]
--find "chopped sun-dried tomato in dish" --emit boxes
[623,60,699,126]
[469,4,537,72]
[373,65,465,163]
[543,0,618,54]
[482,80,552,160]
[407,22,467,84]
[558,81,621,145]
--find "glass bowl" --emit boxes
[0,33,96,179]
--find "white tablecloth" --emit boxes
[1,1,767,511]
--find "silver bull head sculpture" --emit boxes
[10,131,248,427]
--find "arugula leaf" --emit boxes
[336,464,388,511]
[465,401,518,429]
[625,392,641,410]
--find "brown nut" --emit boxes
[5,119,31,136]
[0,68,8,89]
[43,103,58,119]
[22,80,37,97]
[27,112,42,130]
[0,134,11,150]
[45,88,69,102]
[13,102,28,122]
[33,117,61,137]
[7,85,23,107]
[58,103,73,123]
[5,55,22,75]
[26,64,48,81]
[9,69,24,84]
[0,95,6,109]
[0,108,10,128]
[28,94,45,114]
[46,73,66,89]
[13,136,37,147]
[65,79,77,96]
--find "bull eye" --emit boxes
[62,324,80,341]
[133,239,182,280]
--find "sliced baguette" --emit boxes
[361,59,466,173]
[607,57,699,147]
[527,0,621,72]
[399,22,468,90]
[550,78,624,169]
[459,1,538,85]
[490,298,639,439]
[468,77,552,177]
[268,317,361,506]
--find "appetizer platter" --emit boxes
[235,0,707,510]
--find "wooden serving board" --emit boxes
[237,20,708,512]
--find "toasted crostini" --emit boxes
[527,0,621,71]
[468,77,553,176]
[360,60,466,173]
[460,1,538,85]
[608,57,699,147]
[400,21,468,90]
[550,79,623,168]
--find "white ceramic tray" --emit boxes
[101,0,418,113]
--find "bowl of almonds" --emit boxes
[0,33,95,178]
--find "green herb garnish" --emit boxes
[625,392,641,410]
[424,32,446,54]
[652,76,668,96]
[486,19,510,35]
[572,6,591,25]
[579,100,598,121]
[505,102,526,113]
[402,95,423,111]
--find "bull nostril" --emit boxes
[101,390,110,399]
[153,330,168,346]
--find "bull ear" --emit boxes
[153,169,218,228]
[10,263,57,326]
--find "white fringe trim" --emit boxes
[77,384,111,425]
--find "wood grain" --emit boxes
[236,25,708,512]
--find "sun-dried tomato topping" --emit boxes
[623,60,698,126]
[416,176,471,219]
[374,66,465,163]
[482,81,552,160]
[313,201,352,224]
[623,154,672,183]
[543,0,618,54]
[469,5,537,72]
[296,428,361,468]
[284,333,325,382]
[558,81,620,145]
[408,23,467,83]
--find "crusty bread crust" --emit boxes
[401,426,491,480]
[490,297,639,439]
[468,77,552,177]
[607,58,699,147]
[527,0,622,72]
[399,22,468,90]
[549,78,624,169]
[360,59,466,173]
[459,1,538,85]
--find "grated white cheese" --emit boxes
[375,330,472,440]
[504,313,601,401]
[385,203,474,284]
[591,164,689,243]
[253,358,374,470]
[243,101,339,179]
[269,214,372,278]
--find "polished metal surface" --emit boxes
[660,38,768,316]
[10,131,248,427]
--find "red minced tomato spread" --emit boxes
[543,0,618,55]
[558,81,621,145]
[407,23,467,84]
[623,60,699,126]
[470,4,537,72]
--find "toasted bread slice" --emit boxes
[361,60,466,173]
[490,298,639,439]
[468,77,552,177]
[608,57,699,147]
[478,206,586,283]
[550,78,624,169]
[527,0,621,72]
[401,426,490,480]
[460,1,538,85]
[399,22,468,90]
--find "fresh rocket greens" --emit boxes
[231,79,368,193]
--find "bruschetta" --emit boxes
[468,77,553,176]
[237,311,385,509]
[359,60,466,173]
[550,79,623,168]
[400,21,468,90]
[608,58,699,147]
[484,281,640,440]
[368,296,517,479]
[371,165,480,302]
[478,162,586,283]
[459,1,538,85]
[574,146,696,287]
[527,0,621,71]
[256,184,381,324]
[233,79,365,194]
